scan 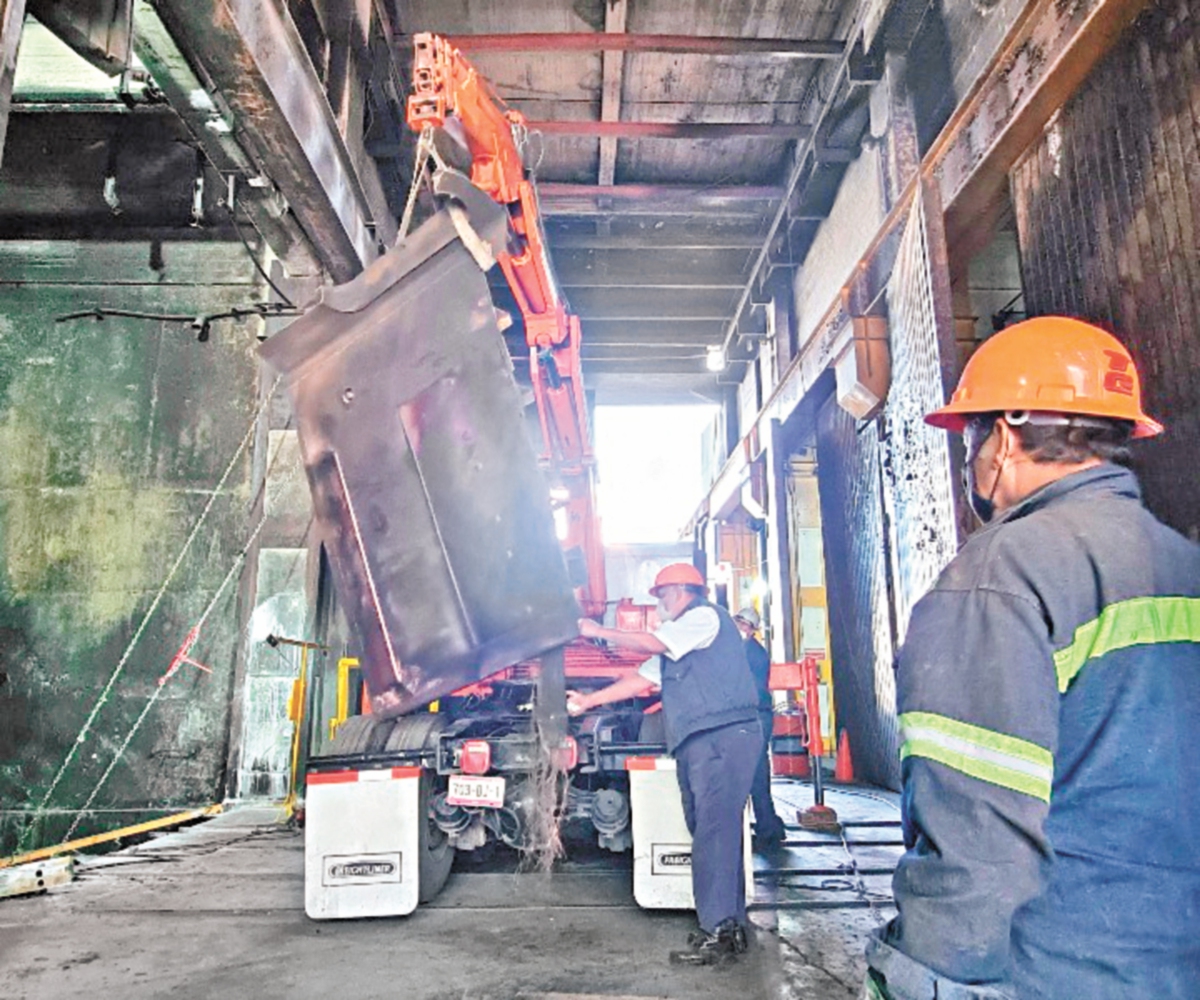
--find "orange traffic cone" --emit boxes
[834,729,855,783]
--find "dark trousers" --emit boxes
[750,709,785,839]
[675,718,763,932]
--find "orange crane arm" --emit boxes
[406,33,607,617]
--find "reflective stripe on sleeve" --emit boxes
[898,711,1054,803]
[1053,596,1200,693]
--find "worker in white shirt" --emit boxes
[567,563,762,965]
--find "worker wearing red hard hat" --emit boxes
[568,562,762,966]
[865,317,1200,1000]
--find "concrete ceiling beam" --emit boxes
[597,0,627,188]
[151,0,382,282]
[130,3,319,275]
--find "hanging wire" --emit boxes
[230,215,295,309]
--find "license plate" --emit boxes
[446,774,506,808]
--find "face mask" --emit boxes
[962,448,1003,524]
[656,599,675,623]
[969,480,996,523]
[963,419,1002,524]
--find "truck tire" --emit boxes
[386,715,455,903]
[329,713,391,753]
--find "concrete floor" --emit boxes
[0,781,900,1000]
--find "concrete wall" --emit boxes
[792,145,886,348]
[0,239,260,853]
[905,0,1030,152]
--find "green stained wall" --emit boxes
[0,239,260,854]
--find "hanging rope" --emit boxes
[397,126,434,243]
[18,377,281,852]
[61,514,268,842]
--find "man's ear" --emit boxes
[994,419,1020,465]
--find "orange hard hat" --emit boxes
[650,563,706,596]
[925,316,1162,438]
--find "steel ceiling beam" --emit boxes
[414,33,844,58]
[539,183,783,201]
[499,285,738,320]
[548,230,768,250]
[131,3,319,275]
[528,120,810,140]
[578,319,728,345]
[932,0,1151,259]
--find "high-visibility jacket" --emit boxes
[867,463,1200,999]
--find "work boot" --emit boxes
[715,917,749,954]
[671,919,748,966]
[752,826,786,852]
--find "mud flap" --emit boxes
[304,767,423,919]
[626,756,753,910]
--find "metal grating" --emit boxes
[816,397,901,790]
[1010,0,1200,541]
[879,191,960,638]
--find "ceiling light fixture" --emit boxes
[705,345,726,372]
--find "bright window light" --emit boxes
[594,405,718,544]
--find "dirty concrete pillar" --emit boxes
[763,418,795,664]
[226,264,322,801]
[870,50,920,213]
[0,0,26,169]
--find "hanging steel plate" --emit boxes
[259,210,580,717]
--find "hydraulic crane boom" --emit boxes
[407,32,606,617]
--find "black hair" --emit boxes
[966,412,1134,466]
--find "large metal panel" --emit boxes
[260,211,580,717]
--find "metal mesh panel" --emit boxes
[816,397,900,790]
[880,193,960,638]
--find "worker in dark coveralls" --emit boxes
[732,607,787,848]
[567,563,762,965]
[865,317,1200,1000]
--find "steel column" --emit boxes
[0,0,25,170]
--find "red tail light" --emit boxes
[460,739,491,775]
[551,736,578,771]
